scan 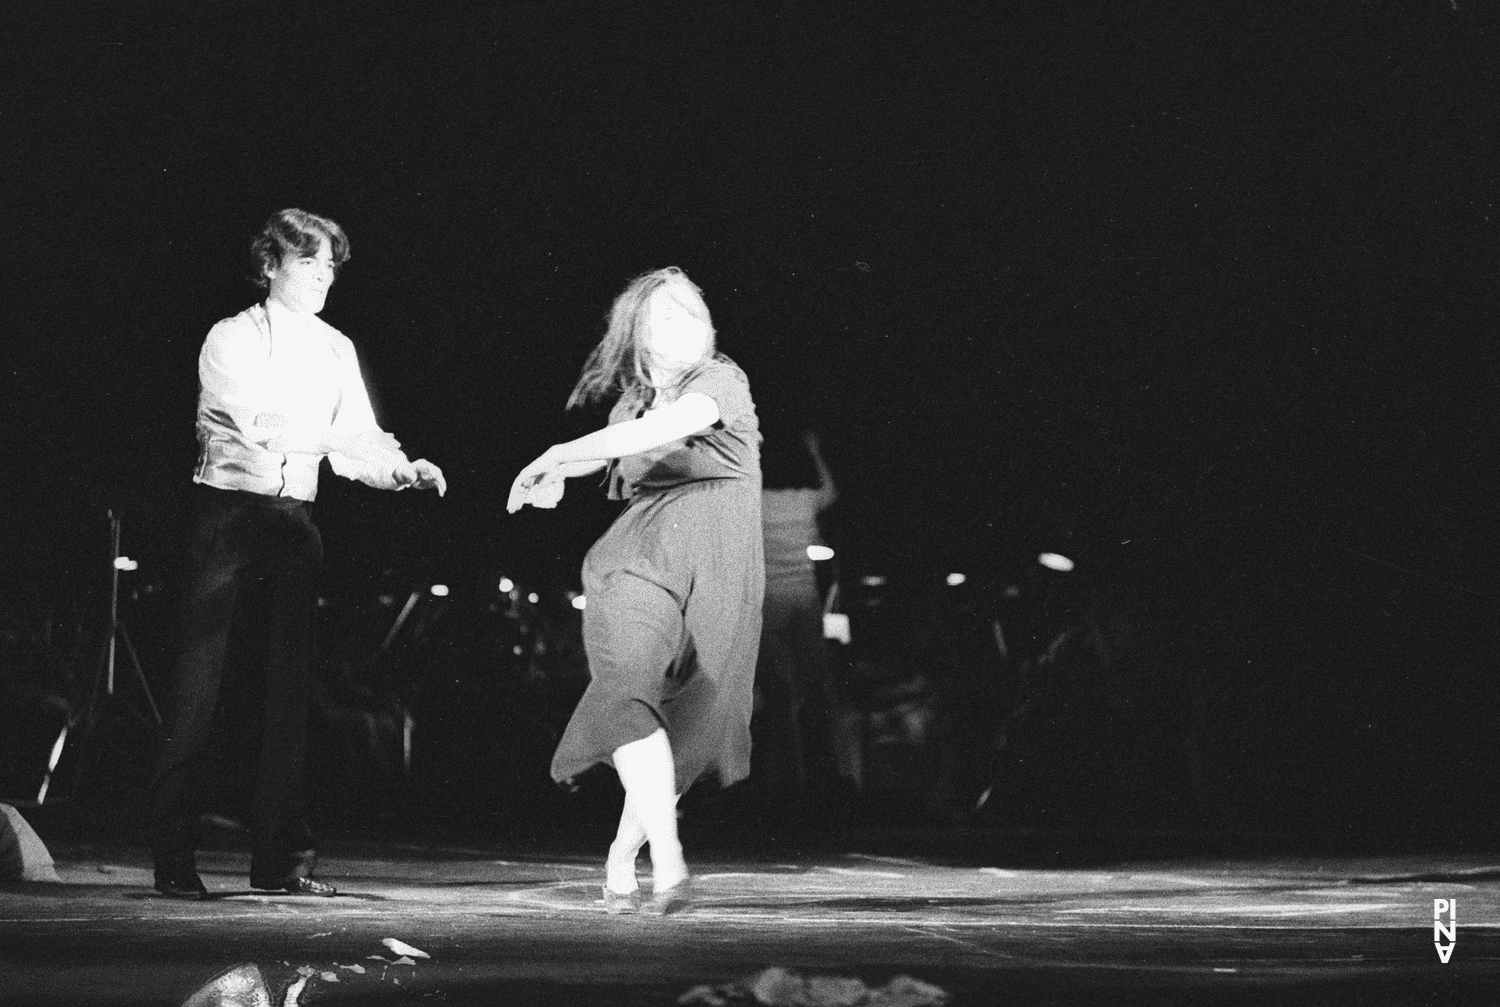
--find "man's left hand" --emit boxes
[394,458,447,496]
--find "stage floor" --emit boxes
[2,838,1497,1005]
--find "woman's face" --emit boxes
[266,235,336,314]
[642,282,712,378]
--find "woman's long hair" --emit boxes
[566,266,715,410]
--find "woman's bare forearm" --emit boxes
[556,459,607,478]
[546,396,719,465]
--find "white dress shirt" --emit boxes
[193,299,407,500]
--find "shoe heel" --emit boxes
[646,877,694,916]
[602,886,643,914]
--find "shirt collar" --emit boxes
[264,296,325,337]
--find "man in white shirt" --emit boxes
[147,209,445,898]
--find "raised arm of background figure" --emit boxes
[804,430,838,512]
[506,393,720,512]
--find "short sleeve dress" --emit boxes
[550,356,765,794]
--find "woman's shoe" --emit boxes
[602,886,643,914]
[645,877,695,916]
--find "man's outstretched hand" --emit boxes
[394,458,446,496]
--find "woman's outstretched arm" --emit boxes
[553,459,609,479]
[507,393,720,512]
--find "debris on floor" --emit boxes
[282,975,310,1007]
[176,963,272,1007]
[382,937,431,959]
[679,967,949,1007]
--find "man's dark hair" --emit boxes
[250,208,350,289]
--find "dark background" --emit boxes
[4,1,1497,837]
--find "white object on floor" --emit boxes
[0,803,60,882]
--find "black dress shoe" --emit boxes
[153,856,208,899]
[279,876,337,897]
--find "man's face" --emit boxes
[266,235,335,314]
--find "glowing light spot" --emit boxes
[860,575,887,587]
[946,572,967,587]
[822,612,851,644]
[571,595,587,610]
[113,557,139,571]
[1038,552,1075,572]
[807,545,835,561]
[527,592,539,604]
[498,577,515,593]
[430,584,450,597]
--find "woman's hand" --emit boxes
[525,474,565,509]
[508,448,563,513]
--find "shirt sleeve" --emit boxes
[327,336,381,437]
[329,453,402,489]
[325,335,410,487]
[681,360,753,429]
[198,316,282,445]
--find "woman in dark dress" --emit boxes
[508,267,762,915]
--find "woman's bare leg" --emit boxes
[612,728,689,891]
[605,798,647,894]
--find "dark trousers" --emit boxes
[145,483,323,887]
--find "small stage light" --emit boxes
[527,592,540,604]
[807,545,835,561]
[1038,552,1075,572]
[946,572,967,587]
[822,612,851,644]
[860,575,887,587]
[571,594,587,610]
[429,584,450,597]
[498,577,515,593]
[113,557,139,571]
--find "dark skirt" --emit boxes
[550,478,765,794]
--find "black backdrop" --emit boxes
[5,1,1497,833]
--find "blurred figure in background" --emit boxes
[756,431,861,804]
